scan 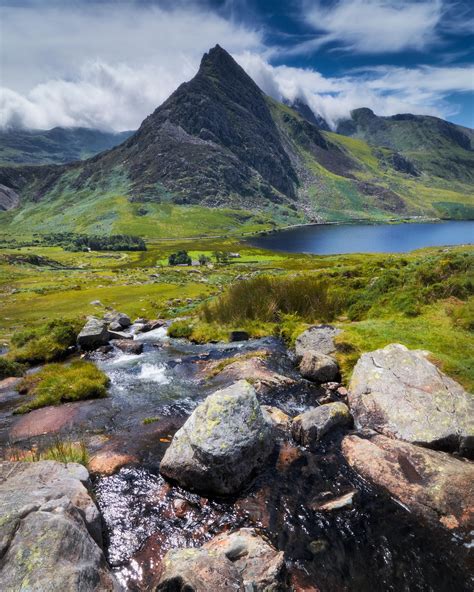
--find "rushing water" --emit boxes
[249,220,474,254]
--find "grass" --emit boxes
[0,358,25,380]
[16,360,109,413]
[9,319,81,366]
[7,440,89,466]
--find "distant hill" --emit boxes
[0,45,472,235]
[336,108,474,184]
[0,127,134,165]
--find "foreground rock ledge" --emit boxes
[342,433,474,531]
[159,380,274,495]
[157,528,286,591]
[0,461,117,591]
[349,343,474,456]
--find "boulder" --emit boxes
[0,461,117,591]
[262,405,291,434]
[104,312,131,328]
[294,325,341,360]
[140,319,165,333]
[113,339,143,355]
[291,402,352,450]
[157,528,286,592]
[229,330,250,342]
[348,344,474,456]
[108,330,133,340]
[77,317,110,350]
[159,380,274,495]
[299,351,339,383]
[342,433,474,531]
[157,548,241,591]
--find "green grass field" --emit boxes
[1,236,472,390]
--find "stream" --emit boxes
[1,328,472,591]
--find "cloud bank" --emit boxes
[0,1,472,131]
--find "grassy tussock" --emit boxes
[16,360,109,413]
[8,440,89,466]
[9,319,81,366]
[0,358,26,380]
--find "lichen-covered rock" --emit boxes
[0,461,117,591]
[294,325,341,360]
[159,380,274,495]
[299,351,339,383]
[157,528,286,592]
[348,344,474,456]
[156,547,241,591]
[77,317,110,350]
[291,402,352,450]
[262,405,291,434]
[342,433,474,531]
[205,528,286,591]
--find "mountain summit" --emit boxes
[1,45,473,228]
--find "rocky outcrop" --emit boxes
[77,317,110,350]
[348,344,474,456]
[299,351,339,383]
[157,528,286,591]
[0,184,20,211]
[291,402,352,450]
[294,325,341,361]
[342,433,474,531]
[159,380,274,495]
[0,461,117,591]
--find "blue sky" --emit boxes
[1,0,473,130]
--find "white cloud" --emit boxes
[295,0,444,54]
[0,1,472,131]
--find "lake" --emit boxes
[249,220,474,254]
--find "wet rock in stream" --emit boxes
[94,434,474,592]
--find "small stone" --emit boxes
[113,340,143,355]
[311,490,357,511]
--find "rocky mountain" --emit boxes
[0,45,472,232]
[0,127,134,165]
[336,108,474,183]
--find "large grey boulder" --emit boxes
[295,325,341,360]
[291,402,352,450]
[104,312,131,329]
[349,344,474,456]
[157,528,286,592]
[0,461,117,591]
[77,317,110,350]
[160,380,274,495]
[299,351,339,382]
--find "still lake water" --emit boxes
[249,220,473,254]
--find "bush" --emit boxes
[0,358,26,380]
[45,232,146,251]
[16,360,109,413]
[168,250,192,266]
[10,319,81,365]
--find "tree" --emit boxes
[198,254,211,266]
[169,250,191,266]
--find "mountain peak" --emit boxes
[198,44,252,85]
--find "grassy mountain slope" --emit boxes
[0,127,134,165]
[336,108,474,184]
[0,46,472,236]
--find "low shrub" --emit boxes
[0,358,26,380]
[16,360,109,413]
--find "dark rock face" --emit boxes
[0,461,117,591]
[159,380,274,495]
[348,344,474,456]
[0,184,19,211]
[286,98,330,131]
